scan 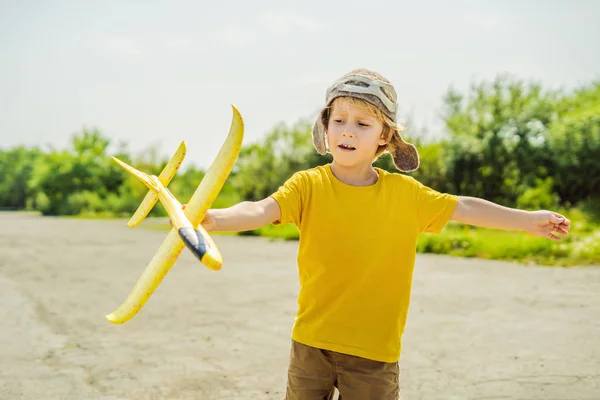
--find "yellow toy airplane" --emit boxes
[106,105,244,325]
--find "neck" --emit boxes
[330,161,379,187]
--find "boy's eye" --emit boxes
[334,119,344,124]
[358,122,370,127]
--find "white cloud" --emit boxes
[102,37,142,56]
[210,12,322,47]
[462,12,500,32]
[261,11,323,35]
[288,73,335,88]
[162,36,194,50]
[214,25,257,47]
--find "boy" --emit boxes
[182,69,570,399]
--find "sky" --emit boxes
[1,0,598,169]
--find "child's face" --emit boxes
[326,98,387,168]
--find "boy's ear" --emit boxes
[378,135,390,146]
[378,127,393,146]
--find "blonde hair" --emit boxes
[322,96,405,161]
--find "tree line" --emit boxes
[1,75,599,220]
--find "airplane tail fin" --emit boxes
[112,141,186,228]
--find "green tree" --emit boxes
[0,146,43,209]
[232,120,328,201]
[28,129,126,215]
[547,81,600,205]
[442,75,557,205]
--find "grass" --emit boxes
[238,224,300,241]
[417,222,600,266]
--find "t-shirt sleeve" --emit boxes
[415,180,458,234]
[269,171,306,226]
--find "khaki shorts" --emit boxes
[285,340,400,400]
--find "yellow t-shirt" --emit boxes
[270,164,458,363]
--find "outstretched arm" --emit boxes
[450,196,571,242]
[196,197,281,233]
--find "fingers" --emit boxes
[553,225,569,236]
[547,232,562,242]
[558,222,571,232]
[536,211,571,242]
[551,212,571,227]
[549,213,564,225]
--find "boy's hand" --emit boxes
[527,210,571,242]
[169,204,216,232]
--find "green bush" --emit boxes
[516,178,560,210]
[66,191,104,215]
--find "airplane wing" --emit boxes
[127,141,186,228]
[183,106,245,227]
[106,105,244,324]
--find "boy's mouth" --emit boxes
[338,144,356,151]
